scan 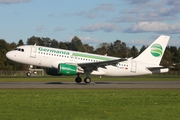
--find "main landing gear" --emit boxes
[75,74,91,84]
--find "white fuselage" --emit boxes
[6,45,168,76]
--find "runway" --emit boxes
[0,81,180,89]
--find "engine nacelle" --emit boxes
[46,68,61,76]
[58,63,77,75]
[46,63,83,76]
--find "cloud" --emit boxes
[125,0,151,5]
[66,36,99,44]
[128,40,180,48]
[64,11,97,19]
[0,0,31,4]
[48,14,55,17]
[123,22,180,34]
[76,10,97,19]
[36,25,44,31]
[112,0,180,23]
[127,39,151,46]
[64,3,115,19]
[78,23,119,32]
[169,40,180,47]
[79,36,99,44]
[167,0,180,5]
[54,26,66,32]
[93,3,115,12]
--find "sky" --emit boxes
[1,0,180,48]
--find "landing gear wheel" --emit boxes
[75,77,82,83]
[84,77,91,84]
[26,72,31,77]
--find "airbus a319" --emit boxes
[6,35,170,83]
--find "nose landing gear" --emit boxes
[26,65,44,77]
[26,72,31,77]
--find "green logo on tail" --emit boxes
[150,44,163,57]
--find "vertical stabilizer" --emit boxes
[134,35,170,65]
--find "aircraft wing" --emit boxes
[78,58,127,71]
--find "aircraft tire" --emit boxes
[84,77,91,84]
[75,77,82,83]
[26,72,31,77]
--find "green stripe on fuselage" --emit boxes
[72,53,113,61]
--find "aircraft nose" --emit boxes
[6,52,11,59]
[6,51,15,60]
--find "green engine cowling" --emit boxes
[58,63,77,75]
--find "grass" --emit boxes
[0,75,180,82]
[0,76,179,119]
[0,89,180,120]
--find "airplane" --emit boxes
[6,35,170,83]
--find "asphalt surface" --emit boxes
[0,81,180,89]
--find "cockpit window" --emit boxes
[14,48,24,52]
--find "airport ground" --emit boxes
[0,75,179,120]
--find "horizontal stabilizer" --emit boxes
[147,67,169,73]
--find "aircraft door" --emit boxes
[131,61,137,73]
[30,47,36,58]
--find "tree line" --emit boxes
[0,36,180,71]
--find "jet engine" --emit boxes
[58,63,78,75]
[46,68,61,76]
[46,63,83,76]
